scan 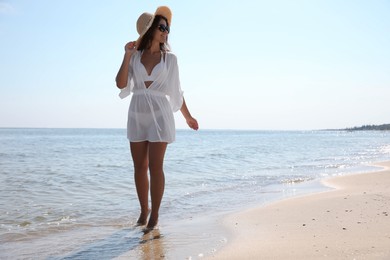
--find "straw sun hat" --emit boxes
[135,6,172,46]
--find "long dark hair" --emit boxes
[137,15,170,52]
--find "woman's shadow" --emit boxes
[50,227,165,260]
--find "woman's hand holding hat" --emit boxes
[124,41,137,55]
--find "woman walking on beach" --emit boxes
[115,6,198,229]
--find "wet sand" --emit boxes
[208,162,390,259]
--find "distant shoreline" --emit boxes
[344,124,390,131]
[322,123,390,131]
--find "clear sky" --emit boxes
[1,0,389,130]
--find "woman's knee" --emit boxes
[148,142,167,174]
[134,162,148,173]
[130,141,149,173]
[148,162,163,174]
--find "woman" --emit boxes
[115,6,198,229]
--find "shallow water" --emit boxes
[1,128,389,258]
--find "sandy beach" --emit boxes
[209,162,390,260]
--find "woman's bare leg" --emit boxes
[147,142,167,229]
[130,141,150,225]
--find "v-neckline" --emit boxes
[141,51,162,76]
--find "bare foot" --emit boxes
[136,210,150,226]
[146,213,158,229]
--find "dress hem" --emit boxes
[127,138,174,144]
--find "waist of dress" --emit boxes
[133,89,166,97]
[132,88,165,140]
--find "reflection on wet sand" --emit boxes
[48,226,166,259]
[138,229,166,259]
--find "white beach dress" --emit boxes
[119,51,183,143]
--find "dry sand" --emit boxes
[209,162,390,260]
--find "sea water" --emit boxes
[1,128,390,259]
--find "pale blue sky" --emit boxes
[1,0,389,130]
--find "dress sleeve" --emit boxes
[118,54,136,99]
[166,53,184,112]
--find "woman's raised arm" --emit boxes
[115,41,137,89]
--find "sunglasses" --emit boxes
[158,24,170,33]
